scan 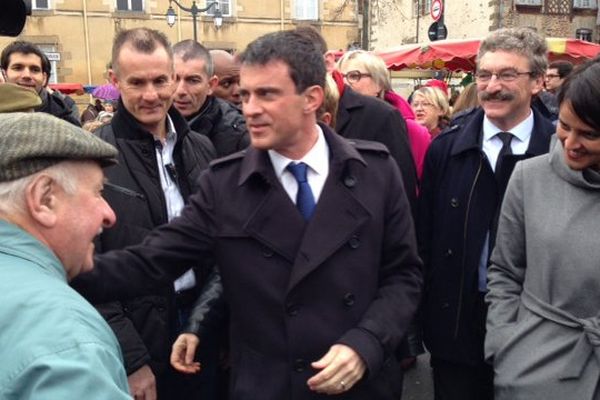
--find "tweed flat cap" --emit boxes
[0,112,118,182]
[0,83,42,113]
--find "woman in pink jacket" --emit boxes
[337,50,431,180]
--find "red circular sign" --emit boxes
[431,0,443,22]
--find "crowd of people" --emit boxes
[0,23,597,400]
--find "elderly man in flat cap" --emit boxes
[0,113,131,399]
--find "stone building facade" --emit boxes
[367,0,599,51]
[0,0,360,87]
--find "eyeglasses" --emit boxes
[342,70,372,84]
[411,101,434,109]
[545,74,560,79]
[475,69,534,83]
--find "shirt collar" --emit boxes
[268,125,328,179]
[482,110,534,144]
[165,114,178,144]
[154,115,178,147]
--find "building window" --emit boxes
[576,28,593,41]
[294,0,318,20]
[421,0,432,16]
[38,45,58,84]
[206,0,231,17]
[573,0,598,8]
[116,0,144,12]
[32,0,50,9]
[514,0,542,5]
[546,0,571,14]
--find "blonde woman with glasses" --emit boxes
[337,50,431,180]
[411,86,451,138]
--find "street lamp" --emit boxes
[165,0,220,42]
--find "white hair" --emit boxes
[0,161,81,215]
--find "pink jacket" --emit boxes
[384,90,431,180]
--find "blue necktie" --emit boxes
[286,162,316,220]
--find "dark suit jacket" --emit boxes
[336,86,418,216]
[75,124,423,400]
[418,107,554,366]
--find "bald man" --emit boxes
[209,49,241,107]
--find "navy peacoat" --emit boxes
[417,107,555,366]
[76,124,423,400]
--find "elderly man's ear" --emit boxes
[26,175,61,228]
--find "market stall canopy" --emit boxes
[48,83,85,95]
[379,37,600,72]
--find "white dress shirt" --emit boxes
[478,109,534,292]
[482,111,534,172]
[155,115,195,291]
[268,125,330,204]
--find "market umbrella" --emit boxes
[48,83,85,95]
[546,37,600,63]
[378,37,600,72]
[91,84,120,101]
[378,39,481,72]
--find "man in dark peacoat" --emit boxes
[74,30,422,400]
[417,28,555,400]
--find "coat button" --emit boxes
[343,293,355,307]
[450,197,459,208]
[348,235,360,249]
[286,303,299,317]
[261,246,274,258]
[294,358,307,372]
[344,176,356,188]
[445,248,453,257]
[141,147,151,156]
[441,302,450,309]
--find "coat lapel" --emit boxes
[240,148,306,264]
[287,127,371,291]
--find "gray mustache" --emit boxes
[479,92,515,101]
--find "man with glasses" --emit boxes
[545,60,573,94]
[537,60,574,121]
[418,27,555,400]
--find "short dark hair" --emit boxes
[557,57,600,132]
[1,40,49,74]
[294,25,328,55]
[172,39,214,76]
[238,30,326,93]
[111,28,173,75]
[548,60,574,79]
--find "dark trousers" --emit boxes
[431,357,493,400]
[431,292,493,400]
